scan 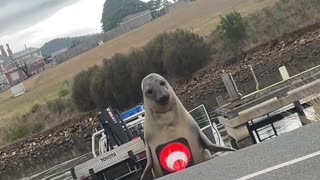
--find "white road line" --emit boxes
[235,151,320,180]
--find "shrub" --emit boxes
[126,49,154,103]
[0,98,77,145]
[161,30,211,77]
[46,98,65,113]
[215,11,247,55]
[5,114,45,141]
[90,67,109,109]
[144,30,211,77]
[72,66,99,111]
[31,104,40,113]
[58,88,70,97]
[245,0,320,46]
[9,126,29,141]
[72,29,212,111]
[143,33,169,75]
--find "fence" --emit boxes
[54,1,193,64]
[54,40,99,64]
[103,11,153,42]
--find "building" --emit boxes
[0,54,25,88]
[0,44,46,90]
[12,46,46,75]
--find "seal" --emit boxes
[140,73,235,180]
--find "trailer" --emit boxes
[70,106,147,180]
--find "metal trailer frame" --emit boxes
[71,137,146,180]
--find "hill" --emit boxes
[40,38,74,56]
[40,33,103,56]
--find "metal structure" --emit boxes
[71,107,147,180]
[71,104,226,180]
[190,104,224,146]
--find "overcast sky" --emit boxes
[0,0,105,53]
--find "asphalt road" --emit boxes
[160,122,320,180]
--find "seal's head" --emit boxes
[141,73,175,113]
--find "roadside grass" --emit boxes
[0,85,76,146]
[244,0,320,49]
[0,97,78,146]
[210,0,320,56]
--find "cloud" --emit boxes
[0,0,80,35]
[0,0,104,52]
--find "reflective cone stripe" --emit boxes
[159,142,191,172]
[166,151,188,171]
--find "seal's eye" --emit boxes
[160,81,165,86]
[147,89,153,95]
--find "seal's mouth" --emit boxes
[157,94,170,106]
[155,98,175,113]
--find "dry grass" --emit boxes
[0,0,277,124]
[0,97,78,146]
[245,0,320,49]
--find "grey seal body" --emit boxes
[140,73,235,180]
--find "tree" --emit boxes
[70,39,81,48]
[16,60,31,78]
[216,11,247,55]
[72,66,99,111]
[101,0,151,32]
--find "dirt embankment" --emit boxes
[1,24,320,179]
[0,112,96,179]
[173,24,320,110]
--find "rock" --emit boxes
[12,152,16,156]
[312,50,317,56]
[299,39,306,45]
[83,133,90,139]
[287,38,294,43]
[69,128,77,133]
[0,165,5,171]
[191,80,197,86]
[306,38,313,43]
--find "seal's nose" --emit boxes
[159,94,169,103]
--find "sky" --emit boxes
[0,0,105,53]
[0,0,174,53]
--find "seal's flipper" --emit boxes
[198,129,236,153]
[140,145,154,180]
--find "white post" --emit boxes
[279,66,290,80]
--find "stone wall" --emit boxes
[0,112,96,180]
